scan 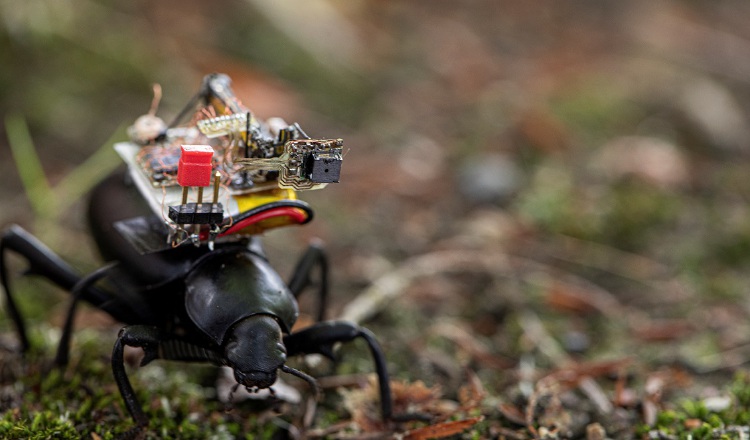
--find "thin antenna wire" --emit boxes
[148,84,162,116]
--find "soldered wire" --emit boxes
[160,185,190,248]
[166,178,239,243]
[168,90,203,128]
[148,84,162,116]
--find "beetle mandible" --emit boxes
[0,73,401,433]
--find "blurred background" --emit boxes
[3,0,750,437]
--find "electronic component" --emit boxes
[166,146,225,247]
[137,145,180,184]
[197,113,257,139]
[128,114,167,145]
[177,145,214,187]
[168,203,224,225]
[119,73,344,249]
[135,126,208,187]
[236,138,344,191]
[305,150,342,183]
[127,84,167,145]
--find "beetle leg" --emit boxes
[287,241,329,321]
[283,321,393,419]
[112,325,224,427]
[1,225,82,352]
[112,325,165,427]
[55,263,117,367]
[2,223,153,340]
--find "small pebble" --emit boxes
[458,153,523,205]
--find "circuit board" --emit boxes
[116,73,343,251]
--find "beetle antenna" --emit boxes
[281,365,320,400]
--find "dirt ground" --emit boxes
[2,1,750,438]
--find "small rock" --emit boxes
[703,395,731,412]
[563,330,591,354]
[679,78,750,153]
[458,153,524,205]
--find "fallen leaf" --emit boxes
[341,377,444,432]
[498,403,526,426]
[632,319,694,342]
[402,416,484,440]
[458,371,486,411]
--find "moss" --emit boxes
[643,372,750,439]
[0,411,79,440]
[0,323,269,438]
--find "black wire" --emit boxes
[167,90,204,128]
[245,111,251,158]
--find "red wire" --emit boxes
[219,207,308,237]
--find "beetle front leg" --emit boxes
[284,321,393,419]
[112,325,222,429]
[111,325,164,428]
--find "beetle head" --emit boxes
[223,314,286,390]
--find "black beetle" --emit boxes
[0,181,397,432]
[0,75,404,434]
